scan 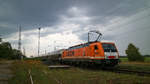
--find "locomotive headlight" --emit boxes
[113,52,117,56]
[116,53,119,58]
[104,52,109,59]
[104,52,107,56]
[113,52,118,58]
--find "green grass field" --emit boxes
[118,57,150,72]
[145,57,150,62]
[9,60,150,84]
[120,57,150,62]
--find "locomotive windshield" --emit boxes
[102,43,117,52]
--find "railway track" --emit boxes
[107,68,150,76]
[42,60,150,76]
[78,66,150,76]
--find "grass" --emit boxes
[9,60,150,84]
[120,57,150,62]
[118,57,150,72]
[145,57,150,62]
[119,57,128,62]
[118,62,150,72]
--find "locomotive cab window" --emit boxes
[94,45,98,50]
[102,43,117,52]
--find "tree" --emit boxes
[0,42,26,59]
[0,42,13,59]
[11,49,22,59]
[126,43,144,62]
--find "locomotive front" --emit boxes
[89,42,119,66]
[101,42,119,66]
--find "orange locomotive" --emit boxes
[61,41,119,66]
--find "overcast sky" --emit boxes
[0,0,150,57]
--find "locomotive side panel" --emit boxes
[89,42,105,59]
[61,41,119,66]
[62,42,106,60]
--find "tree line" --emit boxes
[0,42,26,59]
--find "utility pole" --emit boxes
[38,28,41,57]
[53,41,56,55]
[23,47,26,56]
[54,41,56,51]
[0,35,2,43]
[45,49,46,55]
[18,26,23,60]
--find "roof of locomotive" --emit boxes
[68,41,94,49]
[101,42,115,44]
[68,41,115,49]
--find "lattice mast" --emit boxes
[18,26,21,51]
[18,26,23,60]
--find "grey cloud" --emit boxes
[0,0,74,36]
[79,0,150,25]
[78,30,116,42]
[1,0,149,36]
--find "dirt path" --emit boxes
[0,60,13,84]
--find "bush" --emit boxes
[0,42,26,59]
[126,43,144,62]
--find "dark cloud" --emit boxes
[1,0,149,36]
[0,0,75,36]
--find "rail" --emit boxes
[108,68,150,76]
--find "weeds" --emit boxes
[9,60,150,84]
